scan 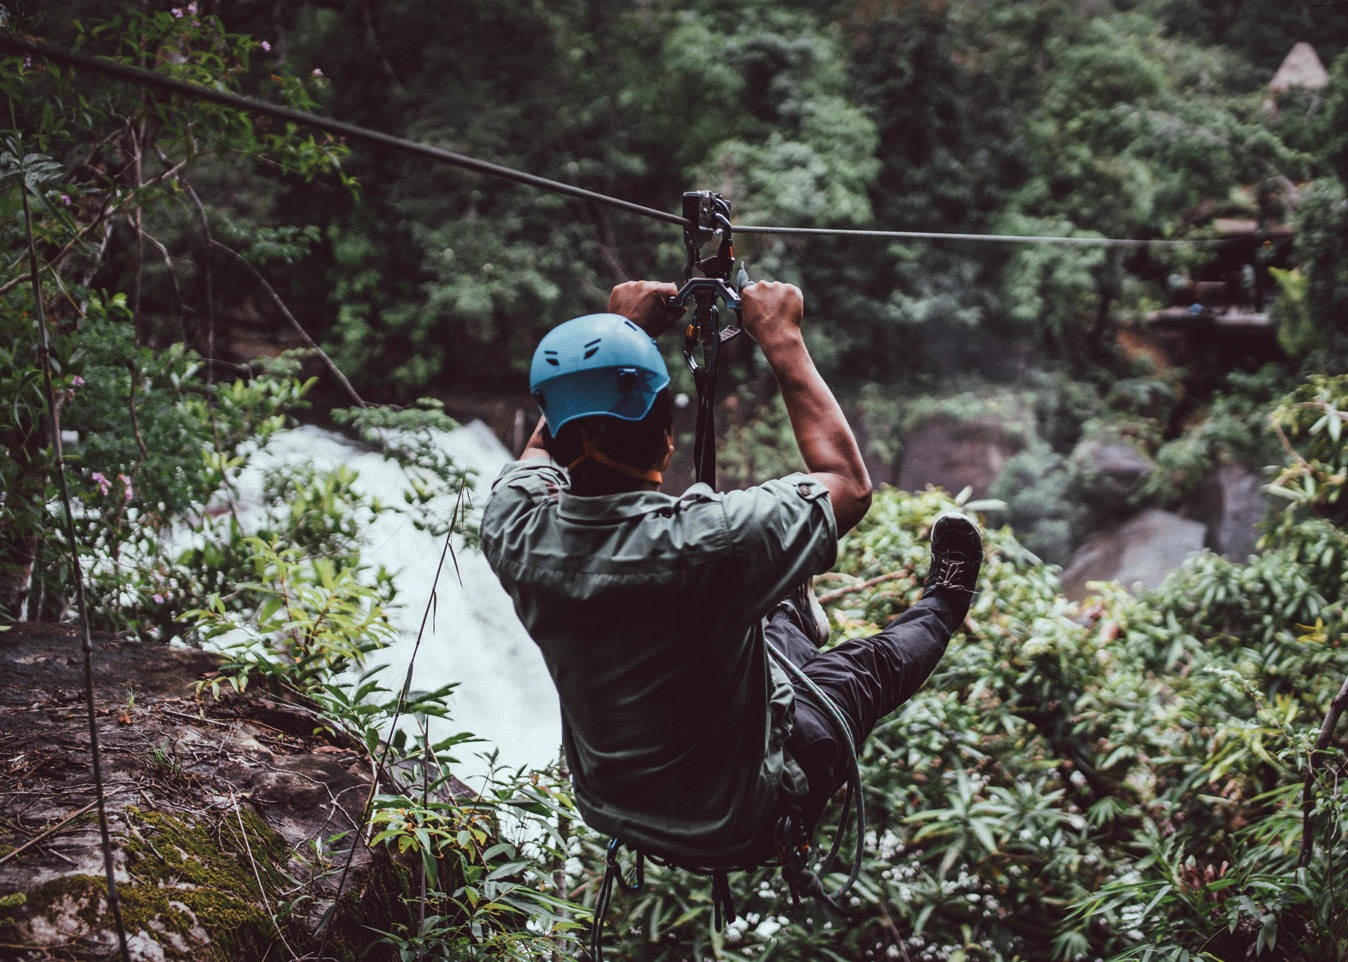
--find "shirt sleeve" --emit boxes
[489,458,568,499]
[716,473,838,620]
[480,459,568,568]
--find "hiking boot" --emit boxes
[778,579,830,649]
[922,513,983,622]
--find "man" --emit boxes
[481,278,981,870]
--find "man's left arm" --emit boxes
[521,416,550,460]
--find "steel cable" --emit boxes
[1,35,685,228]
[5,34,1224,249]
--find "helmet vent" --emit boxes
[543,349,560,366]
[583,337,602,359]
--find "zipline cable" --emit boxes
[733,223,1218,248]
[1,35,685,229]
[7,33,1226,250]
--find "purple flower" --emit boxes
[259,40,272,52]
[170,8,183,18]
[312,67,324,78]
[72,375,85,387]
[153,593,165,604]
[118,474,133,502]
[92,472,111,496]
[186,1,198,13]
[60,194,72,206]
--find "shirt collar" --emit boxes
[557,488,676,522]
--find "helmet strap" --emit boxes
[567,429,667,486]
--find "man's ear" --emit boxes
[659,430,674,471]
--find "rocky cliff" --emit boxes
[0,624,406,961]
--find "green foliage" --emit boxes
[1279,179,1348,369]
[987,442,1081,564]
[713,391,802,491]
[5,11,582,956]
[1266,374,1348,518]
[247,0,1325,392]
[14,0,1336,397]
[189,537,394,692]
[331,400,476,539]
[0,275,315,631]
[1139,367,1287,508]
[0,5,355,626]
[1264,376,1348,613]
[999,218,1108,354]
[189,537,591,958]
[366,766,587,961]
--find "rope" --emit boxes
[589,839,644,962]
[6,34,1224,251]
[20,156,132,962]
[765,645,866,901]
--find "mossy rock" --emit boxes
[0,807,391,961]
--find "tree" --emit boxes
[1,7,346,626]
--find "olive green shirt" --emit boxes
[480,458,837,857]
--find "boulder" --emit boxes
[1183,463,1267,561]
[0,624,430,961]
[897,417,1026,497]
[1060,508,1207,601]
[1069,437,1154,513]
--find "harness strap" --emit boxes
[589,839,645,962]
[567,431,666,485]
[711,871,736,929]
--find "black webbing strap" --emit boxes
[673,192,868,909]
[589,838,645,961]
[673,190,745,490]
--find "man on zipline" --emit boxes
[481,278,981,877]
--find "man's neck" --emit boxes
[568,469,659,497]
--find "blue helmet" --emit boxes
[529,313,670,433]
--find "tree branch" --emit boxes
[180,178,218,382]
[209,240,367,408]
[0,204,111,298]
[136,225,187,342]
[816,570,915,606]
[1298,669,1348,869]
[0,799,101,867]
[0,158,190,299]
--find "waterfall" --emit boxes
[231,421,561,784]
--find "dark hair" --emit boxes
[545,389,673,494]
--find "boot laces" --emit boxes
[928,552,971,593]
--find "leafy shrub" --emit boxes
[987,443,1082,565]
[1138,367,1287,509]
[3,17,587,958]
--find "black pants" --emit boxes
[765,594,958,831]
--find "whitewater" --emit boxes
[227,420,561,787]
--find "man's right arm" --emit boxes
[740,282,872,535]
